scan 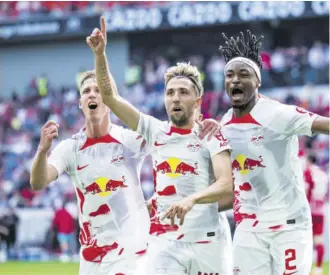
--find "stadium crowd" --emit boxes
[0,1,165,21]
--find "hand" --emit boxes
[195,118,221,141]
[86,16,107,56]
[161,196,196,226]
[38,121,59,154]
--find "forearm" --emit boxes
[30,150,49,190]
[95,53,119,100]
[312,116,329,135]
[95,53,140,130]
[218,196,234,212]
[190,180,233,204]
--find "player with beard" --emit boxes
[87,17,234,275]
[218,30,329,275]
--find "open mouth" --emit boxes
[88,102,98,110]
[231,88,244,100]
[172,106,183,113]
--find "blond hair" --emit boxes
[164,62,204,97]
[78,70,96,93]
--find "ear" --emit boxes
[196,96,202,107]
[79,99,82,109]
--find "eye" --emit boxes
[226,73,233,78]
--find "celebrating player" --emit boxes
[218,30,329,275]
[87,16,234,275]
[30,70,151,275]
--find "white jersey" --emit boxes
[303,161,328,216]
[137,113,231,243]
[48,125,150,263]
[221,97,318,232]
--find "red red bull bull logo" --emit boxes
[187,142,202,152]
[84,176,128,197]
[155,158,199,178]
[110,154,125,166]
[232,154,266,175]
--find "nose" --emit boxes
[172,91,180,102]
[232,74,240,84]
[88,89,97,98]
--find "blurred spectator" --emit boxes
[125,60,142,87]
[52,200,76,262]
[307,42,328,84]
[0,207,19,262]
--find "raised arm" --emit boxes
[30,121,59,190]
[86,16,140,131]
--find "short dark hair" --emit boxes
[219,30,264,69]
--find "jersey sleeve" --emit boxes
[48,139,74,176]
[136,113,163,145]
[120,127,150,156]
[269,104,318,136]
[205,130,232,158]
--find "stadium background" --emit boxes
[0,1,328,274]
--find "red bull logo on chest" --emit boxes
[155,157,199,178]
[232,154,266,175]
[84,176,128,197]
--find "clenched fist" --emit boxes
[38,120,59,154]
[86,16,107,56]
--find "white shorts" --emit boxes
[79,255,146,275]
[146,234,232,275]
[233,229,313,275]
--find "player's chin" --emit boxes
[231,101,246,109]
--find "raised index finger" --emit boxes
[100,16,107,42]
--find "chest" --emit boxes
[152,134,209,162]
[71,143,137,191]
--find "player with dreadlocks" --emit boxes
[219,30,329,275]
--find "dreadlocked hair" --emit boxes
[219,30,264,69]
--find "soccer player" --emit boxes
[218,30,330,275]
[87,17,234,275]
[30,70,151,275]
[301,152,328,275]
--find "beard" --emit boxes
[169,113,189,127]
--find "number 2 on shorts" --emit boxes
[285,248,296,271]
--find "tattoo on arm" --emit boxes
[96,54,118,98]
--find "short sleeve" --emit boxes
[119,127,150,156]
[270,104,318,136]
[136,113,163,145]
[48,139,74,176]
[205,130,232,158]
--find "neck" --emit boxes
[173,117,195,129]
[85,116,111,138]
[233,92,258,118]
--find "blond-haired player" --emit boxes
[86,17,234,275]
